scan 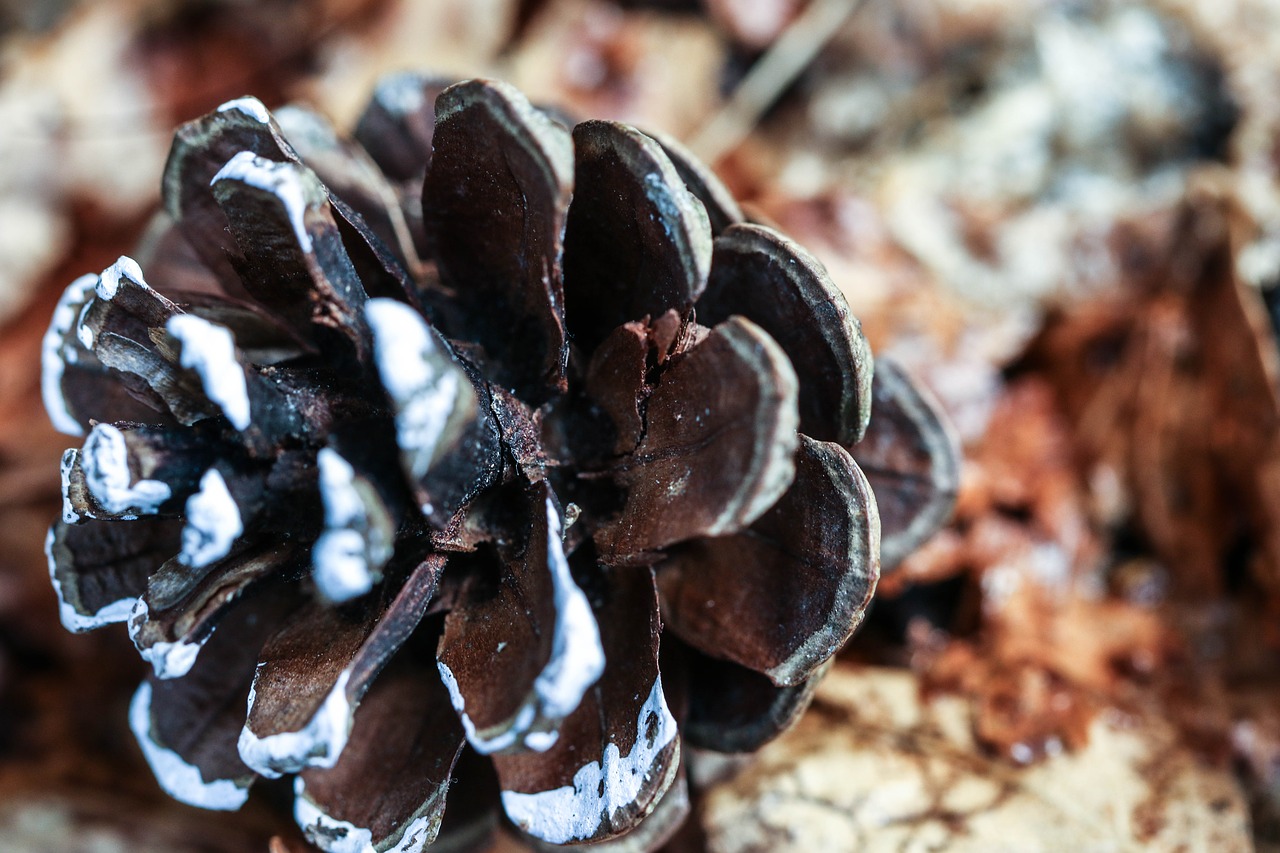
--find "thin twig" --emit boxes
[687,0,864,164]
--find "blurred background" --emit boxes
[2,0,1280,849]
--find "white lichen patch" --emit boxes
[211,151,323,253]
[165,313,251,430]
[179,468,242,569]
[312,529,377,604]
[217,96,273,125]
[95,254,147,301]
[365,298,473,481]
[435,662,481,743]
[128,598,209,680]
[75,303,95,350]
[129,682,250,811]
[238,669,353,778]
[311,448,393,604]
[41,273,97,436]
[501,676,678,845]
[59,448,79,524]
[82,423,172,516]
[534,496,605,721]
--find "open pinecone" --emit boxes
[42,75,958,852]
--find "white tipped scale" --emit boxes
[96,255,148,301]
[165,313,252,430]
[311,448,392,604]
[59,449,80,524]
[45,524,138,632]
[294,776,443,853]
[138,634,206,680]
[211,151,321,253]
[500,677,679,845]
[365,298,474,481]
[312,529,376,604]
[294,779,376,853]
[238,670,353,778]
[82,423,172,516]
[130,682,251,811]
[317,448,363,524]
[217,96,273,124]
[41,274,98,437]
[436,662,546,755]
[179,469,242,569]
[129,598,209,680]
[438,497,604,756]
[534,497,605,721]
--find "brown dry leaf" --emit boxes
[1026,186,1280,600]
[883,376,1099,592]
[863,374,1180,762]
[701,665,1251,853]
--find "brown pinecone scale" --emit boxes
[42,75,958,852]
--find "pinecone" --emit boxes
[42,75,957,851]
